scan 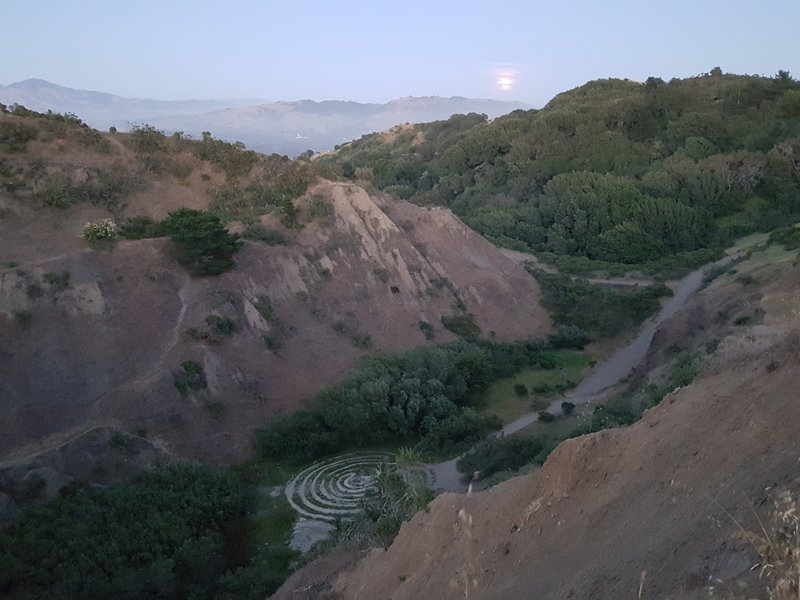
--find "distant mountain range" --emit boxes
[0,79,528,155]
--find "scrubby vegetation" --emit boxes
[0,463,296,600]
[256,340,549,462]
[457,436,544,481]
[531,269,673,339]
[323,71,800,275]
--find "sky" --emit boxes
[2,0,799,106]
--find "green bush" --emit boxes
[256,340,543,462]
[456,436,543,481]
[0,463,246,599]
[548,325,590,349]
[174,360,207,397]
[205,314,237,335]
[532,269,673,340]
[513,383,528,396]
[537,410,555,422]
[441,313,481,339]
[768,226,800,250]
[419,320,435,340]
[42,271,70,290]
[561,401,576,415]
[162,208,242,276]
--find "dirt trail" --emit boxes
[425,253,742,492]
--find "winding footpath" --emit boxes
[424,253,742,492]
[283,254,740,548]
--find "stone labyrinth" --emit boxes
[284,452,392,522]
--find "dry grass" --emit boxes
[741,489,800,599]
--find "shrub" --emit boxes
[81,218,119,241]
[548,325,590,349]
[419,320,435,340]
[205,314,237,335]
[514,383,528,396]
[537,410,555,422]
[162,208,242,276]
[561,401,576,415]
[42,271,69,290]
[174,360,207,397]
[394,446,423,466]
[456,436,543,481]
[441,313,481,339]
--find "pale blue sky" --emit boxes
[2,0,798,105]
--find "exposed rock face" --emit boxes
[0,181,549,467]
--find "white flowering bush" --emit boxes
[81,218,119,241]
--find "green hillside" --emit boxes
[322,70,800,273]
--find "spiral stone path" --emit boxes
[284,452,392,522]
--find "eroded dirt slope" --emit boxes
[0,180,549,466]
[275,259,800,600]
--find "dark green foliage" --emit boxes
[538,411,555,422]
[174,360,207,397]
[25,282,43,299]
[561,401,576,415]
[162,208,242,275]
[42,271,70,290]
[0,121,38,152]
[456,436,543,481]
[670,351,700,387]
[194,131,259,178]
[441,313,481,339]
[322,73,800,274]
[256,340,543,462]
[0,463,246,600]
[205,314,238,335]
[356,469,435,547]
[37,164,143,210]
[548,324,591,349]
[532,269,673,339]
[419,320,435,340]
[257,411,339,461]
[768,226,800,249]
[568,400,638,437]
[513,383,528,396]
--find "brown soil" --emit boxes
[0,161,550,467]
[277,259,800,600]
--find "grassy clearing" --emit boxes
[475,350,594,425]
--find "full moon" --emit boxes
[496,74,515,91]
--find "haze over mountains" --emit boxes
[0,79,528,156]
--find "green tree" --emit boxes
[162,209,242,275]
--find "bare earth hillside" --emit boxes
[0,153,549,469]
[274,256,800,600]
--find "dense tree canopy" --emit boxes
[322,71,800,270]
